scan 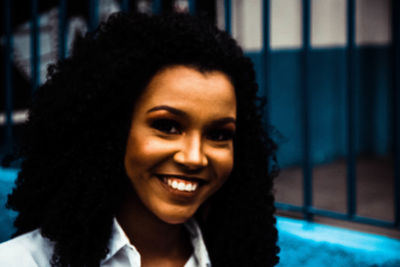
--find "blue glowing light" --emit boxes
[276,216,400,266]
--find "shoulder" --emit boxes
[0,229,54,267]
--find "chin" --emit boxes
[163,217,189,225]
[155,206,197,225]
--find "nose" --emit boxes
[173,133,208,169]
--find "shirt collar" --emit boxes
[184,219,211,267]
[101,218,211,267]
[101,217,139,264]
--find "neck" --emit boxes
[116,191,192,261]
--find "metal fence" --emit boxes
[272,0,400,230]
[1,0,399,230]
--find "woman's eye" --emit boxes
[207,129,235,142]
[151,119,181,134]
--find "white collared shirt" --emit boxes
[0,218,211,267]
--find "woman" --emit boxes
[0,12,279,266]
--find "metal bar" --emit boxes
[346,0,356,219]
[352,215,395,228]
[392,0,400,229]
[311,208,395,228]
[188,0,196,15]
[59,0,67,59]
[309,208,348,221]
[224,0,231,34]
[89,0,99,32]
[121,0,130,12]
[261,0,272,178]
[261,0,270,116]
[31,0,40,93]
[152,0,162,15]
[276,203,349,221]
[275,202,303,212]
[276,203,395,228]
[301,0,312,221]
[3,0,13,155]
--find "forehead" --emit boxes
[136,65,236,115]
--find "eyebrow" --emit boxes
[147,105,186,116]
[209,117,236,127]
[147,105,236,125]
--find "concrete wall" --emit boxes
[217,0,392,50]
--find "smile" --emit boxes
[158,175,204,193]
[166,178,198,192]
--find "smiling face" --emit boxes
[124,65,236,224]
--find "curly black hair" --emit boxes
[7,12,279,266]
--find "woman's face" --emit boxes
[124,65,236,224]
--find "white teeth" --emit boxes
[185,183,192,191]
[164,177,199,192]
[178,182,185,190]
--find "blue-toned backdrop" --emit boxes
[247,46,392,167]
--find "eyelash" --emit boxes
[151,119,181,135]
[150,119,235,142]
[206,129,235,142]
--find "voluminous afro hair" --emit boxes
[7,12,279,266]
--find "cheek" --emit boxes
[124,135,176,176]
[211,148,234,184]
[124,136,154,178]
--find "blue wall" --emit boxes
[0,168,17,242]
[246,46,393,167]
